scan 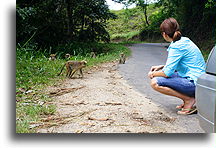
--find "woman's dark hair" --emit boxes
[160,18,182,42]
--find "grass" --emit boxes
[110,31,140,41]
[16,42,131,133]
[107,4,162,42]
[107,7,146,42]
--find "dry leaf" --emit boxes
[105,102,122,105]
[88,117,109,121]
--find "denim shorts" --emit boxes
[154,73,195,97]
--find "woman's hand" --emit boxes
[150,65,164,72]
[148,68,168,79]
[149,65,161,79]
[148,71,154,79]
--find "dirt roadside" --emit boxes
[36,61,186,133]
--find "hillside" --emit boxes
[106,4,162,42]
[107,7,144,41]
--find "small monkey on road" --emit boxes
[119,53,126,64]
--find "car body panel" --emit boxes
[196,74,216,132]
[196,46,216,133]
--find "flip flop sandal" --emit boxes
[176,104,197,110]
[176,104,184,109]
[177,107,197,115]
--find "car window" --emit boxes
[206,46,216,75]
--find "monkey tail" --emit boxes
[57,64,65,76]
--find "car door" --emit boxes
[196,46,216,133]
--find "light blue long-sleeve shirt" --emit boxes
[162,37,206,84]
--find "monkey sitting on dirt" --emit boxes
[90,52,96,58]
[57,60,87,78]
[119,53,126,64]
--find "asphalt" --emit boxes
[118,43,204,133]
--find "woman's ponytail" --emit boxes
[173,31,182,42]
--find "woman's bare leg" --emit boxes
[150,79,195,110]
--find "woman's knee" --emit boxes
[150,78,159,90]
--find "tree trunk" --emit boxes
[144,6,149,26]
[66,0,73,39]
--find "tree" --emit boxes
[155,0,216,47]
[137,0,150,26]
[16,0,116,48]
[113,0,150,26]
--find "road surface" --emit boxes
[118,43,204,133]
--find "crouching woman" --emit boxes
[148,18,206,115]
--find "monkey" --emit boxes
[49,54,56,61]
[68,60,87,78]
[90,52,96,58]
[57,60,87,78]
[65,53,71,59]
[119,53,126,64]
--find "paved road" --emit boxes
[118,43,204,133]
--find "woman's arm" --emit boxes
[150,65,164,72]
[148,70,168,79]
[148,65,166,79]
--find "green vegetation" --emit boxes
[107,8,145,41]
[201,49,212,62]
[108,0,216,51]
[16,43,130,133]
[107,5,161,42]
[16,0,116,48]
